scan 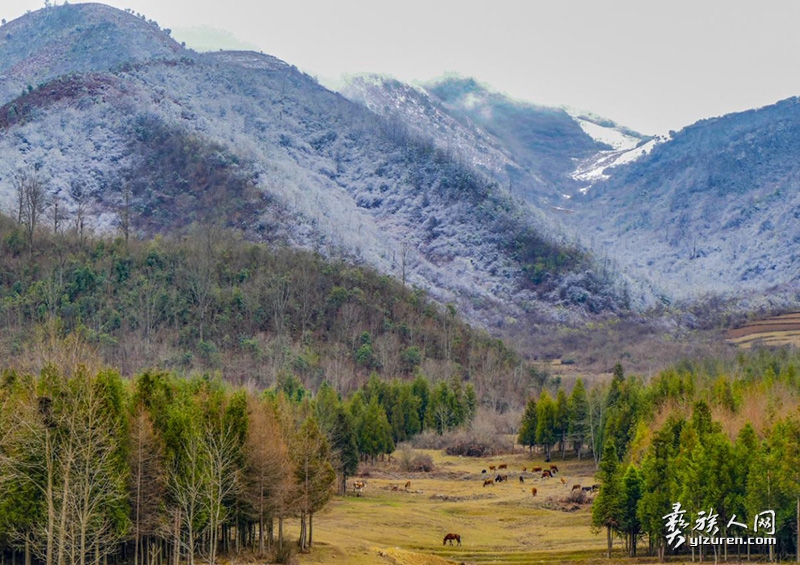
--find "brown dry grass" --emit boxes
[291,449,660,565]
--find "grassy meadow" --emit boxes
[293,449,626,565]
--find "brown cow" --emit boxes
[489,465,496,471]
[532,466,542,472]
[391,485,399,491]
[483,478,494,487]
[572,484,581,491]
[405,481,411,490]
[560,477,567,485]
[353,480,367,497]
[541,470,552,478]
[521,466,527,472]
[498,463,508,470]
[550,465,559,473]
[531,487,537,497]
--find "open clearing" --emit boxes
[293,449,647,565]
[726,312,800,348]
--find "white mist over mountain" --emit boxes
[3,0,800,135]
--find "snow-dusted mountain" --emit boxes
[341,75,653,203]
[0,4,629,334]
[2,2,798,338]
[573,98,800,304]
[339,73,800,314]
[0,3,184,105]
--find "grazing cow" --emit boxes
[489,465,496,471]
[582,486,593,492]
[405,481,411,490]
[391,485,399,491]
[353,480,367,497]
[498,463,508,470]
[483,478,494,487]
[572,484,581,491]
[495,475,504,483]
[560,477,567,485]
[542,470,552,479]
[443,533,461,546]
[519,475,525,484]
[591,484,600,491]
[532,466,542,472]
[550,465,559,474]
[531,487,537,497]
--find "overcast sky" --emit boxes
[4,0,800,135]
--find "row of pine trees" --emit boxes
[518,352,800,562]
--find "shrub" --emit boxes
[398,446,435,472]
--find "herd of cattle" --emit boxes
[479,464,599,497]
[353,463,600,501]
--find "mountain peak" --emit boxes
[0,2,183,104]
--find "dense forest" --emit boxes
[518,351,800,561]
[0,208,535,410]
[0,361,481,565]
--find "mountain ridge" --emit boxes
[0,4,629,336]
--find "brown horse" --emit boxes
[443,533,461,546]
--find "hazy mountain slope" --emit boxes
[0,2,183,105]
[424,77,619,199]
[578,97,800,301]
[0,7,629,330]
[340,75,545,198]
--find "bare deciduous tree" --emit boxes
[13,168,50,254]
[243,399,291,556]
[129,407,166,565]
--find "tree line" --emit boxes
[519,351,800,561]
[0,361,477,565]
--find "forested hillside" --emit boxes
[516,349,800,560]
[0,212,538,408]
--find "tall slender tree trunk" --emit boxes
[308,513,313,548]
[57,453,73,565]
[173,511,180,565]
[258,516,265,556]
[606,526,612,558]
[45,431,55,565]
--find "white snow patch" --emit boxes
[575,119,641,151]
[571,138,662,185]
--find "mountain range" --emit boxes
[0,2,797,347]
